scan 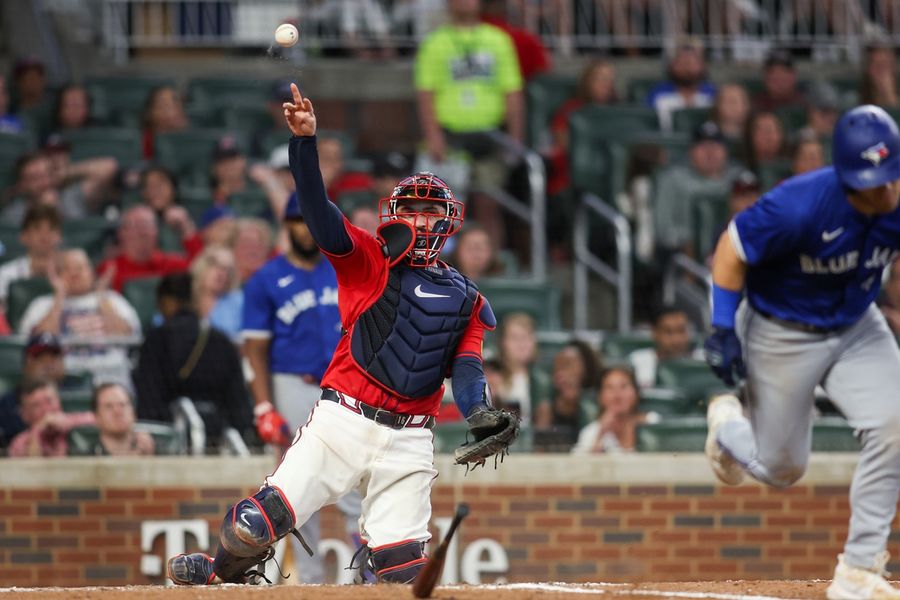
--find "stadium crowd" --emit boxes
[0,0,897,458]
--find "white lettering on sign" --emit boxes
[140,516,509,584]
[140,520,209,586]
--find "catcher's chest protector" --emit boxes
[350,264,478,399]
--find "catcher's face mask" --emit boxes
[379,172,464,267]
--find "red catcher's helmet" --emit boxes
[379,172,464,267]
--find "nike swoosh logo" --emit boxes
[240,513,251,528]
[414,284,450,299]
[822,228,844,242]
[277,275,294,288]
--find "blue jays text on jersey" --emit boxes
[729,167,900,329]
[242,255,341,379]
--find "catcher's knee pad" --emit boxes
[220,485,295,558]
[371,540,427,583]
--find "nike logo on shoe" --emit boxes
[277,275,295,288]
[822,228,844,242]
[414,284,450,299]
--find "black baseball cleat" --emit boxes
[168,552,216,585]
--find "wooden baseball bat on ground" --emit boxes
[412,503,470,598]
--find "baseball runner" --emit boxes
[704,105,900,600]
[167,83,518,586]
[241,192,363,583]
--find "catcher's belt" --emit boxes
[321,389,436,430]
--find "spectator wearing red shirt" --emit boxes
[547,59,619,195]
[481,0,551,81]
[98,205,201,292]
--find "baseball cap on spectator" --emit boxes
[13,57,45,78]
[212,136,241,162]
[693,121,726,145]
[42,133,71,154]
[731,169,760,195]
[373,152,411,179]
[25,332,62,359]
[808,82,840,112]
[198,205,235,229]
[764,48,794,70]
[270,80,295,104]
[284,192,303,221]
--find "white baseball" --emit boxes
[275,23,299,47]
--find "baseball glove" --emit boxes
[454,407,520,469]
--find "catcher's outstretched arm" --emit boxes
[451,295,497,418]
[288,135,353,255]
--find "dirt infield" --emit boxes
[0,581,845,600]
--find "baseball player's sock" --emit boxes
[705,394,746,486]
[167,552,216,585]
[827,552,900,599]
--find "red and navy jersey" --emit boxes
[321,221,492,415]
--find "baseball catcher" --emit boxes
[167,83,517,587]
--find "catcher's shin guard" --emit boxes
[371,540,427,583]
[168,552,216,585]
[220,486,296,558]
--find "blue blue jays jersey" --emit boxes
[241,255,341,378]
[731,167,900,329]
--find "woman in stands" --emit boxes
[534,339,601,451]
[141,85,189,159]
[448,224,503,283]
[571,366,657,454]
[494,312,552,428]
[742,110,786,174]
[710,83,750,143]
[139,165,199,253]
[51,84,94,135]
[546,59,619,196]
[190,244,242,342]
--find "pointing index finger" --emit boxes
[290,83,302,104]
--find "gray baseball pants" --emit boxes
[716,302,900,571]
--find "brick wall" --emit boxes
[0,477,884,587]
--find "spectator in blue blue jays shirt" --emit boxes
[646,40,716,132]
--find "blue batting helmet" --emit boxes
[832,105,900,190]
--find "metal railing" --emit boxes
[662,252,712,327]
[95,0,900,62]
[573,193,631,332]
[475,131,547,282]
[171,396,206,456]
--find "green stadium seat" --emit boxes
[433,421,469,453]
[672,107,712,135]
[0,338,25,376]
[601,331,654,360]
[62,217,115,263]
[187,77,275,111]
[223,105,275,152]
[62,127,142,165]
[636,416,708,452]
[0,224,27,261]
[228,189,272,220]
[8,277,53,332]
[477,278,561,330]
[691,191,729,259]
[569,105,659,200]
[655,358,727,407]
[60,389,92,413]
[137,421,183,455]
[0,132,32,191]
[86,76,175,124]
[155,129,246,181]
[812,417,859,452]
[525,73,577,147]
[757,159,793,192]
[639,387,693,416]
[627,78,660,104]
[122,276,161,333]
[0,374,18,397]
[775,106,807,132]
[178,188,215,223]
